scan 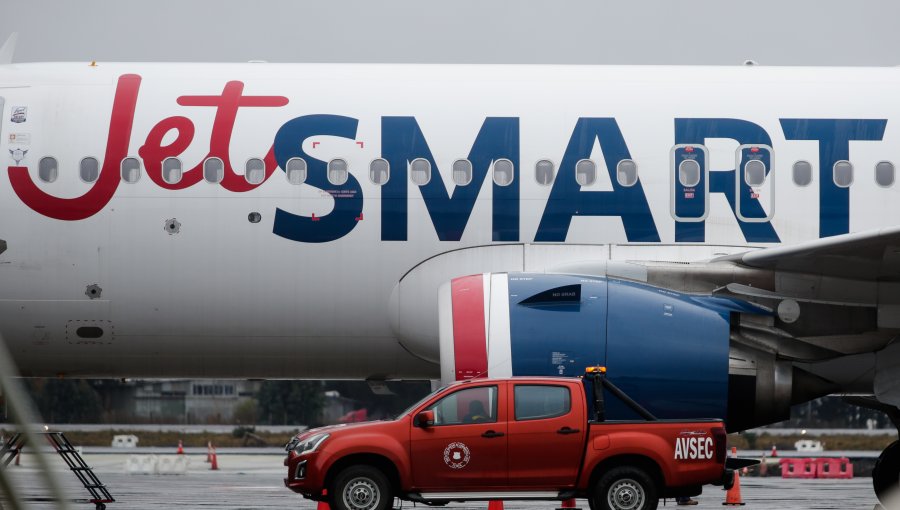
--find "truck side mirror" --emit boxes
[415,410,435,428]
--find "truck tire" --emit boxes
[874,440,900,504]
[331,465,393,510]
[593,466,659,510]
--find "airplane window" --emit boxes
[452,159,472,186]
[328,158,349,186]
[876,161,895,187]
[410,158,431,186]
[369,158,390,185]
[792,160,812,187]
[493,159,514,187]
[80,157,100,183]
[121,157,141,183]
[744,159,766,187]
[575,159,596,186]
[38,157,58,183]
[286,157,307,185]
[616,159,638,187]
[162,158,182,184]
[204,157,225,183]
[535,159,555,185]
[245,158,266,185]
[833,160,853,188]
[678,159,701,188]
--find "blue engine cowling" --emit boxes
[438,272,769,423]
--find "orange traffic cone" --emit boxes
[770,445,778,457]
[724,447,746,506]
[488,500,504,510]
[177,440,184,455]
[209,446,219,471]
[557,498,581,510]
[317,499,330,510]
[206,441,212,463]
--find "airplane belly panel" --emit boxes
[6,327,437,379]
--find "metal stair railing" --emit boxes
[0,431,114,510]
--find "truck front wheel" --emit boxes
[593,466,659,510]
[331,465,393,510]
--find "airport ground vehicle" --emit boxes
[284,368,739,510]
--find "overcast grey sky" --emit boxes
[1,0,898,66]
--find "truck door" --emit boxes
[506,383,585,488]
[410,383,508,490]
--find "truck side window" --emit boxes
[514,385,570,421]
[428,386,497,426]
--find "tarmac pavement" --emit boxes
[0,451,885,510]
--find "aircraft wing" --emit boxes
[716,226,900,281]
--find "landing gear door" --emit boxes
[735,144,774,222]
[670,144,709,222]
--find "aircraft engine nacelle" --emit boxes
[438,272,791,430]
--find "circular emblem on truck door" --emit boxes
[443,442,471,469]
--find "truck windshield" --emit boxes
[392,385,447,420]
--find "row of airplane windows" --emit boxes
[34,155,897,189]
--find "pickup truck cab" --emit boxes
[285,369,733,510]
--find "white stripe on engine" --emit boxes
[487,273,513,378]
[437,281,456,384]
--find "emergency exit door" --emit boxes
[670,144,709,222]
[735,144,775,222]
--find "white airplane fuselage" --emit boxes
[0,62,897,379]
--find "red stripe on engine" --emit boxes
[451,275,488,381]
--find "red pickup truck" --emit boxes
[285,369,736,510]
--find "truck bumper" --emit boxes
[284,450,331,499]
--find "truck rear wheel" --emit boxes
[331,465,393,510]
[874,440,900,504]
[593,466,659,510]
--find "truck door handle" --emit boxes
[557,427,580,435]
[481,430,505,438]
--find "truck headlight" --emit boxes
[293,433,329,455]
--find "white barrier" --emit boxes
[125,454,156,475]
[125,454,189,475]
[112,434,139,448]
